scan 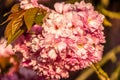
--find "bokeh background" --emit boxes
[0,0,120,80]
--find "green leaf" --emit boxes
[35,8,48,25]
[5,10,24,37]
[3,12,11,17]
[35,14,44,25]
[7,27,25,44]
[4,20,12,38]
[0,10,24,26]
[11,3,20,13]
[0,13,13,26]
[4,10,25,44]
[24,7,39,31]
[11,12,24,35]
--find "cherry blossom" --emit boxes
[14,1,105,80]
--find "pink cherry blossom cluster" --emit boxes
[14,0,105,80]
[0,38,18,80]
[19,0,50,10]
[0,38,14,57]
[19,0,39,9]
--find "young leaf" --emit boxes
[0,10,24,26]
[4,20,12,38]
[35,14,44,25]
[11,3,20,13]
[0,13,14,26]
[5,10,24,37]
[24,7,39,31]
[0,3,20,25]
[4,10,25,44]
[11,12,24,35]
[7,27,25,44]
[3,12,11,17]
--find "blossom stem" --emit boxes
[91,63,110,80]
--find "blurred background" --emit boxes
[0,0,120,80]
